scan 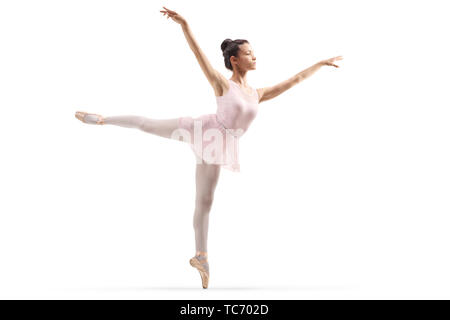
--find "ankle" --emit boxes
[196,251,208,257]
[195,254,208,261]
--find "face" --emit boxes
[231,43,257,71]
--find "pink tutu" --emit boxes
[177,113,241,172]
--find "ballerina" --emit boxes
[75,6,343,289]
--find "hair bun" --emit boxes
[221,39,233,52]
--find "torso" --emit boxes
[214,78,259,134]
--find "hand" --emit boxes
[160,6,186,26]
[320,56,343,68]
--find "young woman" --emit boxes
[75,6,343,289]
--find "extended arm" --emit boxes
[257,56,343,103]
[181,22,221,86]
[161,7,223,91]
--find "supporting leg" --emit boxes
[193,162,221,256]
[190,162,221,288]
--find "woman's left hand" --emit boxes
[320,56,344,68]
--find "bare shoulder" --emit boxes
[212,71,230,97]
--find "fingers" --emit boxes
[160,9,177,20]
[330,57,342,61]
[325,55,343,68]
[325,61,339,68]
[162,6,177,14]
[163,6,172,12]
[160,10,172,19]
[327,56,343,62]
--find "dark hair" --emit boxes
[221,38,249,71]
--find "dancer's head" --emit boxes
[221,39,256,73]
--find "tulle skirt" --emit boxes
[176,113,241,172]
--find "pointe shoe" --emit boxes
[75,111,105,125]
[190,256,209,289]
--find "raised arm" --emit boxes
[257,56,343,104]
[160,7,223,92]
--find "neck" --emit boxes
[230,71,249,86]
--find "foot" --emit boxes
[190,255,209,289]
[75,111,105,125]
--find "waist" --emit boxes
[215,114,244,138]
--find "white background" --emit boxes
[0,0,449,299]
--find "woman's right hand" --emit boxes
[160,6,187,26]
[320,56,344,68]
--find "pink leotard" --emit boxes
[177,79,260,172]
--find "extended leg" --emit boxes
[104,115,181,140]
[75,111,183,141]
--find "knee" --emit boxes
[137,118,153,132]
[196,195,214,210]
